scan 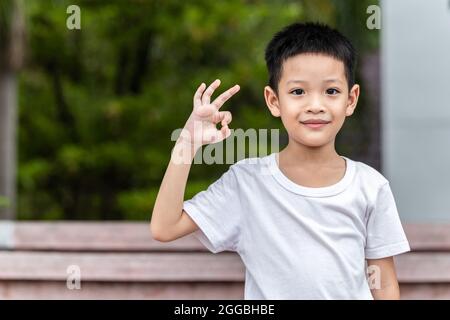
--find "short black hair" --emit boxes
[265,22,357,94]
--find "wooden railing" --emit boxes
[0,222,449,299]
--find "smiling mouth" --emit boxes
[300,122,330,129]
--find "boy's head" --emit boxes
[263,22,360,149]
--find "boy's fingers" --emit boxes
[195,104,216,118]
[193,83,206,108]
[207,125,231,144]
[219,125,231,141]
[201,79,221,105]
[212,85,240,110]
[216,111,232,126]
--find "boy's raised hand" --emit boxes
[179,79,240,149]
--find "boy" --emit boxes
[150,22,410,300]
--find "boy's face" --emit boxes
[264,53,360,149]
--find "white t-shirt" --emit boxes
[183,153,410,300]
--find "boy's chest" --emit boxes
[242,179,369,233]
[283,168,346,188]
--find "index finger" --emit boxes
[212,84,240,110]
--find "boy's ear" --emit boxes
[345,84,360,117]
[264,85,281,117]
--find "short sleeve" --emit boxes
[365,182,411,259]
[183,165,242,253]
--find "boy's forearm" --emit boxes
[150,139,199,236]
[367,257,401,300]
[371,283,401,300]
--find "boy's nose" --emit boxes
[305,97,326,113]
[308,94,325,112]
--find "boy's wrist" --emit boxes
[176,136,202,150]
[171,138,201,164]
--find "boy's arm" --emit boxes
[150,80,240,242]
[150,141,199,242]
[366,257,401,300]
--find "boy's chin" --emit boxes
[289,135,332,148]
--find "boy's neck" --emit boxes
[279,139,341,167]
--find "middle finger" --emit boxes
[201,79,221,105]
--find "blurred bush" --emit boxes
[17,0,378,220]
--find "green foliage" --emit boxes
[17,0,379,220]
[0,196,10,208]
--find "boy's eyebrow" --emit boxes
[323,78,343,84]
[287,79,308,84]
[287,78,343,85]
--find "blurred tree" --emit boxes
[0,0,25,219]
[17,0,379,220]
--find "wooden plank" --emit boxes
[395,252,450,283]
[0,281,244,300]
[404,224,450,251]
[1,221,449,300]
[0,221,206,252]
[1,222,450,252]
[0,251,449,284]
[2,281,448,300]
[0,252,245,282]
[400,284,450,300]
[1,280,448,300]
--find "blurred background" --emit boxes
[0,0,449,300]
[0,0,380,221]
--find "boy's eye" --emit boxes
[290,89,305,96]
[326,88,340,95]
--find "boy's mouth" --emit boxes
[300,119,331,129]
[300,119,330,124]
[301,122,329,129]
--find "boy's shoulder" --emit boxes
[221,154,273,182]
[228,154,272,172]
[352,158,389,187]
[232,154,271,166]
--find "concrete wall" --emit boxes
[381,0,450,222]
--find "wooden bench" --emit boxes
[0,221,449,299]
